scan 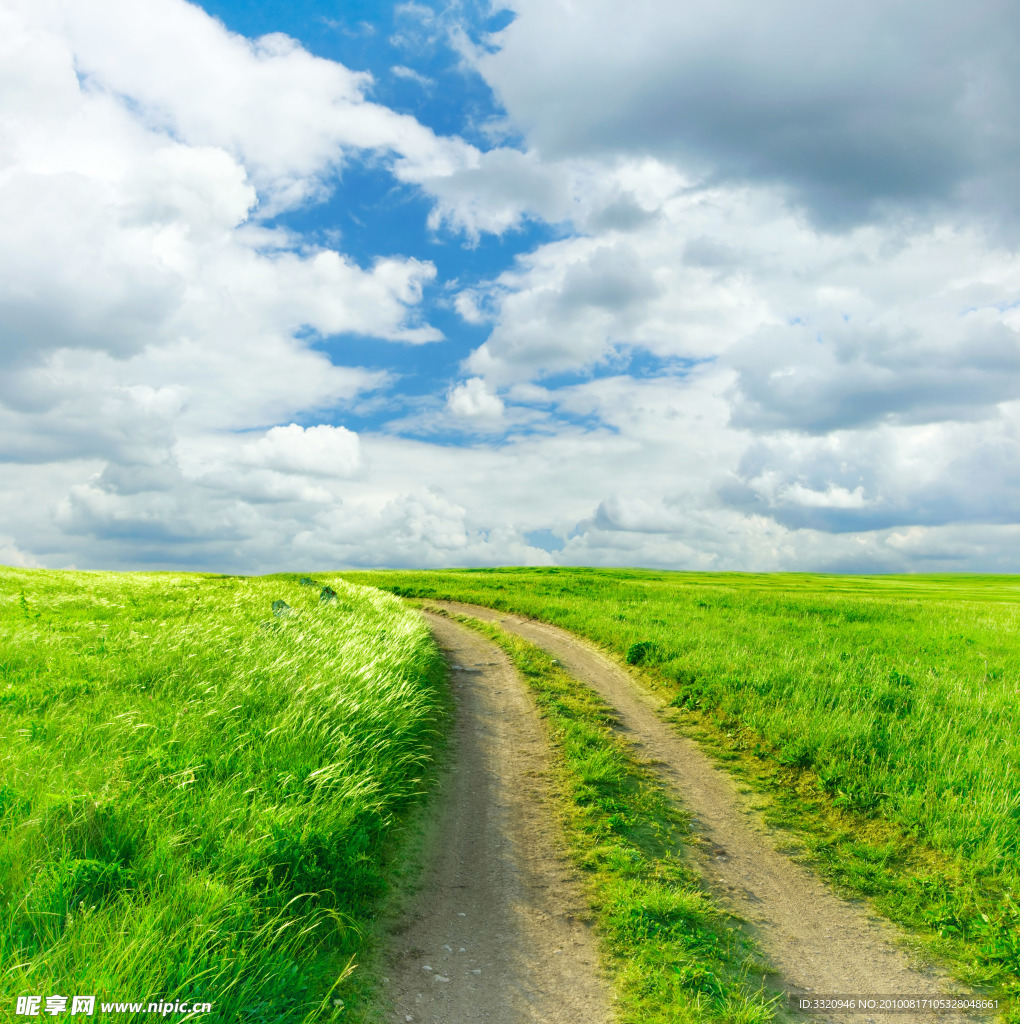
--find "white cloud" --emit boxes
[3,0,1020,575]
[0,0,471,568]
[454,177,1020,440]
[472,0,1020,226]
[392,64,434,88]
[446,378,505,421]
[6,370,1020,572]
[0,537,42,568]
[420,151,675,241]
[458,180,794,384]
[424,148,576,237]
[777,484,867,510]
[240,424,362,478]
[40,0,476,208]
[434,161,1020,561]
[0,0,444,456]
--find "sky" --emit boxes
[2,0,1019,573]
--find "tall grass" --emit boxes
[345,568,1020,1002]
[0,568,446,1021]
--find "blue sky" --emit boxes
[1,0,1019,573]
[198,0,546,434]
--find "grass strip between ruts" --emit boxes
[446,609,784,1024]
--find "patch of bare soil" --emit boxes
[381,612,611,1024]
[428,601,971,1024]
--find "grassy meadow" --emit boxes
[0,568,446,1021]
[346,568,1020,1005]
[4,563,1018,1020]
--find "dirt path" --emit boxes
[382,612,611,1024]
[427,601,967,1024]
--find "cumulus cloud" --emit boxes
[0,0,444,466]
[442,144,1020,561]
[240,424,362,478]
[446,377,505,421]
[41,0,475,206]
[720,407,1020,533]
[0,537,42,569]
[455,178,1020,433]
[0,2,448,371]
[459,182,791,383]
[420,150,673,241]
[424,148,576,236]
[0,0,472,567]
[727,318,1020,433]
[4,0,1020,574]
[473,0,1020,226]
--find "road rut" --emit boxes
[428,601,967,1024]
[382,612,611,1024]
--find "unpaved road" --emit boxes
[382,612,611,1024]
[427,601,969,1024]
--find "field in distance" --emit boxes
[345,567,1020,1004]
[0,567,446,1021]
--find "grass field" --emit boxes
[0,568,446,1022]
[346,568,1020,1006]
[5,564,1018,1020]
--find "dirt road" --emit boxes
[381,612,611,1024]
[427,601,966,1024]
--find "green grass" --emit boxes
[344,568,1020,1010]
[448,610,780,1024]
[8,564,1018,1020]
[0,568,447,1022]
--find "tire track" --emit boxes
[427,601,970,1024]
[381,612,611,1024]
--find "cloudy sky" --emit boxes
[2,0,1019,573]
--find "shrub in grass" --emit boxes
[625,640,659,666]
